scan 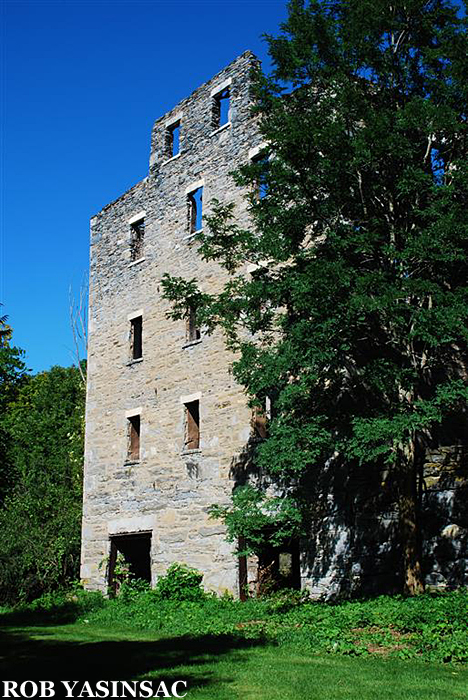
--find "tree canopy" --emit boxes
[0,353,85,603]
[162,0,467,595]
[0,308,28,504]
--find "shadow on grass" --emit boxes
[0,599,104,627]
[0,625,268,690]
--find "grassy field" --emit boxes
[1,622,467,699]
[1,586,467,699]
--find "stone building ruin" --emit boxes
[81,52,467,598]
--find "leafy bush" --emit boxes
[0,587,105,625]
[119,577,151,602]
[153,563,206,602]
[265,588,310,613]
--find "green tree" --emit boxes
[0,365,85,604]
[0,308,28,503]
[163,0,468,595]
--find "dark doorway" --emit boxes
[108,532,151,593]
[238,536,301,598]
[257,539,301,594]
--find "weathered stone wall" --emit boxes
[422,446,468,589]
[81,52,264,595]
[300,447,467,599]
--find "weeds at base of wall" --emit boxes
[1,579,466,665]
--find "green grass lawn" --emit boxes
[1,622,467,700]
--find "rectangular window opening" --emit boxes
[130,218,145,261]
[166,121,180,158]
[184,400,200,450]
[186,307,201,343]
[212,87,230,129]
[251,395,273,439]
[130,316,143,360]
[127,414,140,461]
[251,404,268,439]
[187,187,203,234]
[108,532,151,594]
[252,152,269,200]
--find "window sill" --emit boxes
[182,448,201,456]
[161,152,182,166]
[182,339,202,349]
[184,229,203,242]
[126,358,143,366]
[128,257,145,268]
[210,122,231,137]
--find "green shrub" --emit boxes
[119,577,151,602]
[153,563,206,602]
[265,588,310,613]
[0,587,105,625]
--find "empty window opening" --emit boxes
[251,396,273,439]
[186,306,201,343]
[130,316,143,360]
[184,400,200,450]
[252,152,269,200]
[187,187,203,234]
[256,538,301,596]
[108,532,151,594]
[130,218,144,261]
[127,414,140,461]
[166,121,180,158]
[212,87,230,128]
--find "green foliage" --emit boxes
[264,587,311,613]
[0,365,85,604]
[0,313,29,503]
[153,563,207,602]
[16,587,460,665]
[0,586,105,625]
[162,0,468,591]
[209,485,304,554]
[3,585,465,664]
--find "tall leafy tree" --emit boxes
[0,365,85,603]
[0,308,28,503]
[163,0,468,594]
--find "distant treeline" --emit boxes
[0,327,85,604]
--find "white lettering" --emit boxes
[78,681,95,698]
[153,681,171,698]
[171,682,187,698]
[120,682,137,698]
[3,682,19,698]
[19,682,38,699]
[40,682,55,698]
[61,682,79,698]
[109,682,120,697]
[138,681,153,699]
[94,681,109,699]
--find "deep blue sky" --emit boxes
[2,0,288,373]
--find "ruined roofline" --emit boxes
[91,177,148,220]
[91,50,259,220]
[151,50,260,130]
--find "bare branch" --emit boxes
[69,274,88,385]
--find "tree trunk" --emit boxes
[398,438,425,595]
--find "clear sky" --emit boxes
[1,0,288,373]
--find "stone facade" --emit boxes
[81,52,263,595]
[81,51,467,598]
[300,448,467,599]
